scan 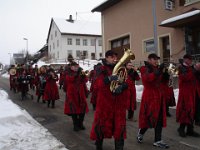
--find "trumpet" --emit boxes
[167,63,179,76]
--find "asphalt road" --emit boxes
[0,76,200,150]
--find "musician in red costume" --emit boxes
[160,68,176,117]
[64,62,89,131]
[90,50,128,150]
[137,53,169,149]
[125,61,140,121]
[43,68,59,108]
[176,54,199,137]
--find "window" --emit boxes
[99,53,102,58]
[91,53,95,60]
[112,41,121,48]
[76,50,81,58]
[76,39,80,45]
[57,51,59,59]
[91,39,96,46]
[144,39,155,53]
[57,40,59,47]
[68,50,72,56]
[123,38,129,45]
[185,0,200,4]
[67,38,72,45]
[51,34,53,40]
[180,0,200,5]
[82,51,88,59]
[83,39,88,46]
[55,31,57,37]
[53,43,55,49]
[98,40,102,46]
[49,45,51,52]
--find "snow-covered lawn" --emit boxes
[0,89,67,150]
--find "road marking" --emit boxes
[180,141,200,149]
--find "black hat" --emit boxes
[105,50,117,57]
[148,53,160,60]
[183,54,193,60]
[70,61,78,66]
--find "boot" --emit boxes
[115,139,124,150]
[37,95,40,103]
[72,114,79,131]
[95,139,103,150]
[128,109,133,120]
[177,124,186,137]
[51,100,55,108]
[79,113,86,130]
[47,100,50,108]
[187,124,200,137]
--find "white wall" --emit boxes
[48,21,62,60]
[48,20,102,61]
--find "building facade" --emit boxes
[92,0,200,63]
[47,17,102,62]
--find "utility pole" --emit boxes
[152,0,158,54]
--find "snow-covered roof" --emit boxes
[53,18,102,36]
[160,10,200,26]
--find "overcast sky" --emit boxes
[0,0,104,64]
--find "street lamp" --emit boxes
[23,38,28,54]
[8,53,11,65]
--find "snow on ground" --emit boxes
[1,72,9,78]
[0,89,68,150]
[135,84,179,108]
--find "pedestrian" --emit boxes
[64,62,89,131]
[137,53,169,148]
[43,68,59,108]
[176,54,199,137]
[90,50,129,150]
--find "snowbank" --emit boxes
[0,89,67,150]
[1,72,9,78]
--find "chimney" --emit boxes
[66,15,74,23]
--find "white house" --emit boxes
[47,16,102,62]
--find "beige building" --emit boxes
[92,0,200,64]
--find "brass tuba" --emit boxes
[9,68,16,75]
[110,49,135,92]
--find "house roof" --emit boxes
[91,0,122,12]
[47,18,102,42]
[160,9,200,27]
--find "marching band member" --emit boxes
[176,54,199,137]
[36,66,47,103]
[58,66,65,89]
[43,68,59,108]
[125,61,140,121]
[137,53,169,148]
[64,62,89,131]
[194,62,200,126]
[90,50,128,150]
[160,68,176,117]
[9,65,17,92]
[89,63,102,111]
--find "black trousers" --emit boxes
[195,93,200,123]
[139,108,163,142]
